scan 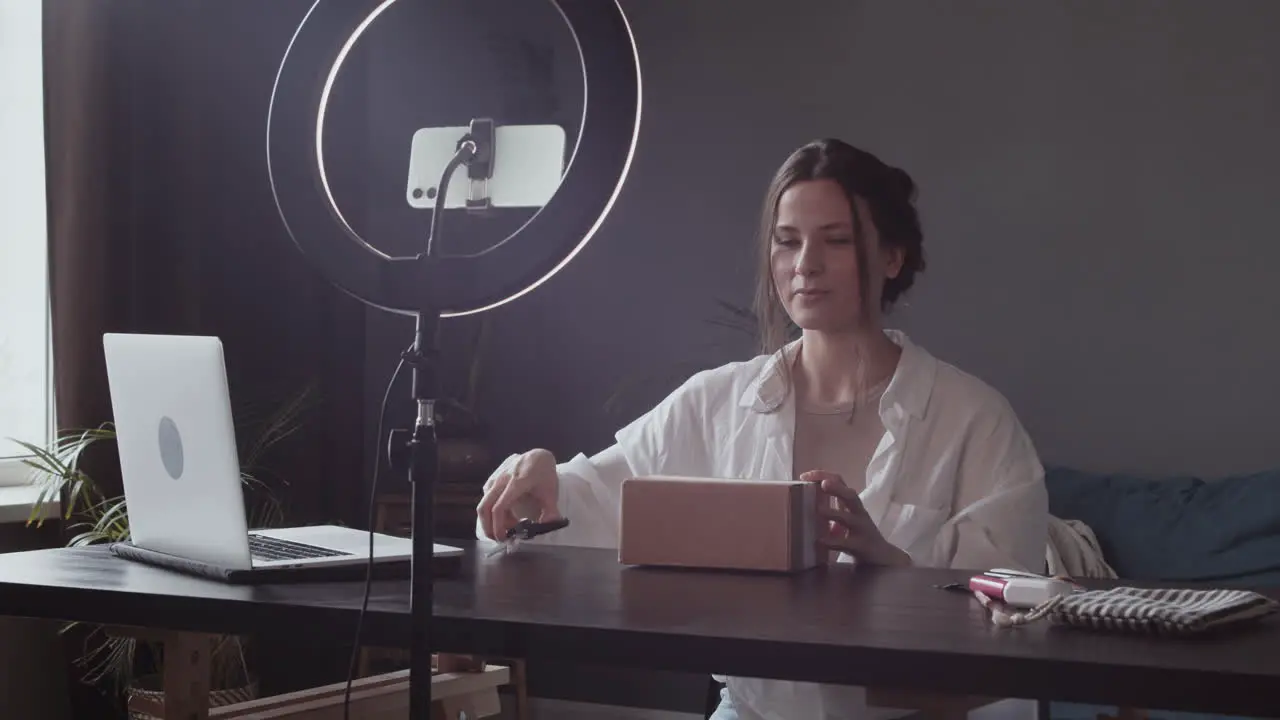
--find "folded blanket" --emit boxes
[1046,515,1117,579]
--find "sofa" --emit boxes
[1045,464,1280,720]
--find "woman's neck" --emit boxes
[794,327,902,408]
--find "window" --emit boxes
[0,1,52,487]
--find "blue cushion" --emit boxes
[1049,702,1254,720]
[1045,466,1280,587]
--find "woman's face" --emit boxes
[770,179,903,335]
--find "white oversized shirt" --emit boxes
[478,330,1048,719]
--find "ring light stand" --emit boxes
[266,1,641,716]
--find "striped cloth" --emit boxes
[1046,586,1278,636]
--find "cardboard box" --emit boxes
[618,475,820,572]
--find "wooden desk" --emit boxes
[0,543,1277,717]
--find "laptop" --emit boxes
[101,332,464,583]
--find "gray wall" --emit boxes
[368,0,1280,480]
[361,0,1280,712]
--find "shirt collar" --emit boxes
[738,329,936,421]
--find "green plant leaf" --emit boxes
[13,428,114,527]
[601,358,711,417]
[240,383,316,471]
[65,475,89,518]
[93,498,129,537]
[13,439,69,478]
[715,298,751,315]
[68,529,111,547]
[601,298,762,418]
[463,315,492,411]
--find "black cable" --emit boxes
[428,139,475,258]
[345,140,476,718]
[343,342,411,720]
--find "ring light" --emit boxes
[267,0,641,317]
[265,1,641,715]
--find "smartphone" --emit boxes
[405,124,567,210]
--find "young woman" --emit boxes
[476,138,1048,719]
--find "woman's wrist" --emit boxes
[874,539,912,567]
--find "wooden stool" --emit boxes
[212,665,508,719]
[109,626,514,720]
[1100,710,1148,720]
[866,687,1001,719]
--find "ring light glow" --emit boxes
[314,0,395,240]
[266,0,642,317]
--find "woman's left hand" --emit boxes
[801,470,912,566]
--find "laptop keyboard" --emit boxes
[248,534,353,562]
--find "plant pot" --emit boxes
[126,675,259,720]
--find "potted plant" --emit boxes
[11,383,315,717]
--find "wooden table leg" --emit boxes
[1101,710,1149,720]
[108,627,216,720]
[511,659,528,720]
[160,631,214,720]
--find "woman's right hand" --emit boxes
[476,448,562,542]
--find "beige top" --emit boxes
[792,379,889,492]
[793,380,889,562]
